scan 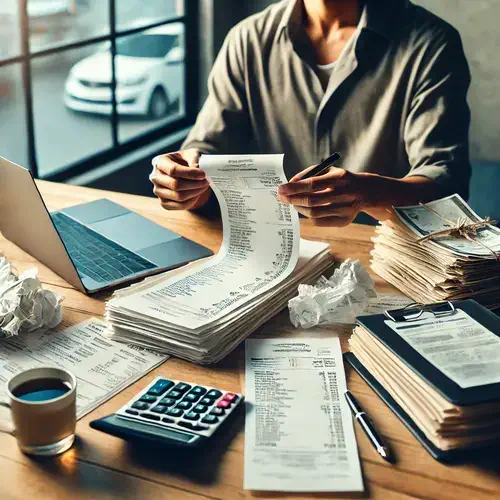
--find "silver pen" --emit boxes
[344,390,393,462]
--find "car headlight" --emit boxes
[120,76,147,87]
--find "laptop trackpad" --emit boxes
[89,212,180,252]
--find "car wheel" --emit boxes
[148,87,170,119]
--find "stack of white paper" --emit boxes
[371,195,500,309]
[105,155,334,364]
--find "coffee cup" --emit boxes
[0,367,77,456]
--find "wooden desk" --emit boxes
[0,181,499,500]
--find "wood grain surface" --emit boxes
[0,181,498,500]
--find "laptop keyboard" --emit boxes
[51,212,156,283]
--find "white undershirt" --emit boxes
[316,60,336,90]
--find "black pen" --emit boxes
[300,152,341,180]
[344,390,393,462]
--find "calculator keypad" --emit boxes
[117,377,244,439]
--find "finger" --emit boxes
[278,192,355,208]
[182,148,201,166]
[152,154,206,180]
[160,197,201,211]
[289,164,318,182]
[153,186,208,203]
[278,167,348,196]
[295,202,359,219]
[152,172,209,192]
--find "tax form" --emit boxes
[0,318,166,419]
[244,337,363,492]
[109,154,300,331]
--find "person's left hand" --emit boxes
[277,166,369,227]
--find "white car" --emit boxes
[64,23,184,119]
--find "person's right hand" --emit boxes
[150,149,211,210]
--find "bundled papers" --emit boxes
[288,259,376,328]
[0,256,63,337]
[350,303,500,452]
[105,155,334,364]
[371,195,500,309]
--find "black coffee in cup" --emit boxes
[13,378,72,402]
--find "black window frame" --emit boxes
[0,0,199,182]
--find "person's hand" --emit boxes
[150,149,211,210]
[277,166,370,227]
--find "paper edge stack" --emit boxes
[104,239,335,364]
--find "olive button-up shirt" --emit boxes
[183,0,471,198]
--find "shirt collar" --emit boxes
[276,0,303,42]
[276,0,409,43]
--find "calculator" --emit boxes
[90,377,244,447]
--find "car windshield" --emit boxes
[116,34,178,58]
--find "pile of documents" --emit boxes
[105,155,334,364]
[349,300,500,453]
[371,195,500,309]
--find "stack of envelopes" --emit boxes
[105,239,334,364]
[370,195,500,309]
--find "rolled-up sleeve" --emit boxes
[404,27,471,199]
[182,25,252,154]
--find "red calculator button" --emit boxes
[217,399,231,409]
[223,393,237,403]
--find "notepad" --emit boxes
[347,300,500,461]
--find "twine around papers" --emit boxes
[415,203,499,260]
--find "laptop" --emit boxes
[0,157,213,294]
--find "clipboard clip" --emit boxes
[384,301,456,323]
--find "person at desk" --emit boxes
[150,0,471,227]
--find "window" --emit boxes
[0,0,197,180]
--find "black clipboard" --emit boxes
[356,299,500,406]
[347,299,500,462]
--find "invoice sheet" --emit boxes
[385,309,500,388]
[109,154,300,330]
[0,318,166,419]
[244,337,363,492]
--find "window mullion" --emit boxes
[19,0,38,178]
[109,0,119,147]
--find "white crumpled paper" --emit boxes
[289,259,377,328]
[0,256,63,338]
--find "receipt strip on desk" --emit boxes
[244,337,363,492]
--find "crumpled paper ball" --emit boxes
[0,256,63,338]
[289,259,376,328]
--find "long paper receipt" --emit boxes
[244,338,363,492]
[110,154,299,330]
[0,318,166,419]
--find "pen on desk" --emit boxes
[300,152,341,180]
[344,390,393,462]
